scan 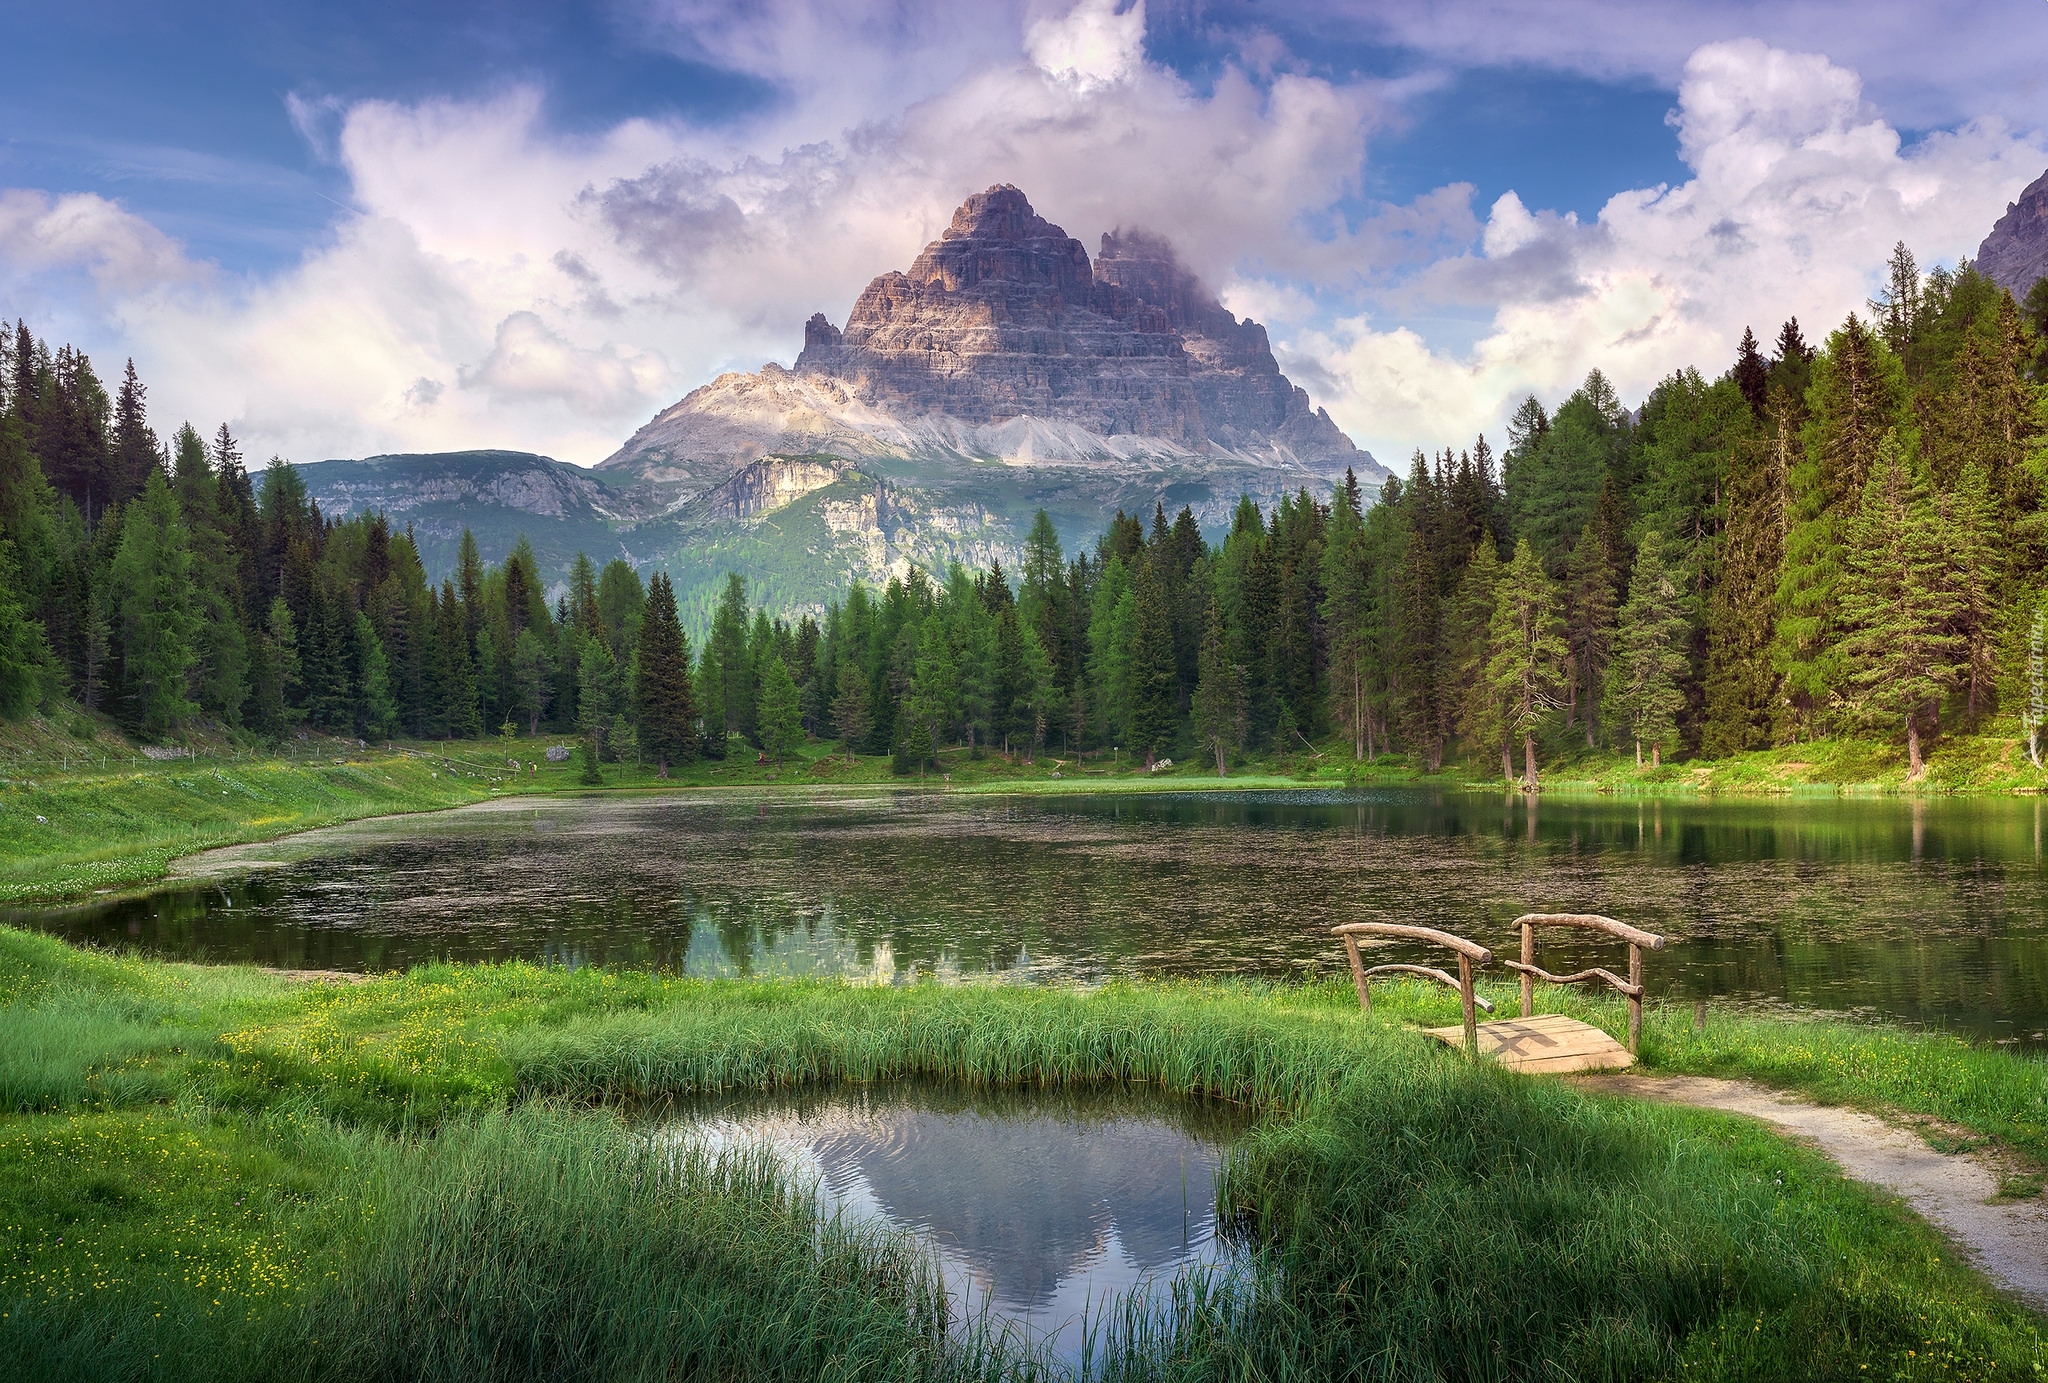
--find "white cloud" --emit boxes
[2,7,2041,479]
[1306,38,2045,460]
[1024,0,1146,91]
[0,189,203,294]
[459,311,669,416]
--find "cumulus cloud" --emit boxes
[0,188,203,294]
[459,311,669,416]
[2,3,2040,478]
[1301,38,2044,459]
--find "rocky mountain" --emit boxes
[598,185,1379,537]
[295,450,637,581]
[1977,165,2048,298]
[303,186,1381,623]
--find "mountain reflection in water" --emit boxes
[666,1084,1245,1354]
[10,787,2048,1041]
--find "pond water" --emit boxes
[8,788,2048,1042]
[660,1082,1245,1360]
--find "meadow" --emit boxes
[1,924,2044,1382]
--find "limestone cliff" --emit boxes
[790,185,1356,464]
[1977,166,2048,298]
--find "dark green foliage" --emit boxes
[630,573,697,775]
[0,272,2041,776]
[756,654,803,762]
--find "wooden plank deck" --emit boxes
[1421,1013,1635,1073]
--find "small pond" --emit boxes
[8,787,2048,1042]
[659,1083,1247,1360]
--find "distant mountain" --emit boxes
[1976,165,2048,298]
[294,450,638,583]
[302,186,1383,622]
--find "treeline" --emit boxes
[0,246,2043,782]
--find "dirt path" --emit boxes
[1590,1073,2048,1314]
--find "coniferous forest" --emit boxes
[1,247,2044,784]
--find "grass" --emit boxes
[0,928,2044,1380]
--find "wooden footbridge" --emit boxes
[1331,914,1665,1073]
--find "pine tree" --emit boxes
[1871,241,1920,355]
[1939,462,2003,725]
[1837,434,1963,776]
[1774,315,1907,737]
[108,468,197,739]
[1485,539,1567,790]
[1446,539,1504,777]
[355,613,398,739]
[576,635,625,760]
[0,537,50,718]
[757,654,803,763]
[1701,432,1784,754]
[1604,541,1690,766]
[631,573,697,775]
[1733,326,1769,419]
[1125,547,1177,762]
[1563,517,1620,747]
[1190,597,1239,776]
[1319,476,1372,759]
[832,660,871,764]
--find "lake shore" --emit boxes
[2,927,2043,1380]
[5,716,2045,908]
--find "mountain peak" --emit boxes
[789,184,1355,462]
[1976,165,2048,298]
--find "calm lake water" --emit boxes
[9,788,2048,1042]
[661,1082,1244,1359]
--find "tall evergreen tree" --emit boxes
[108,468,196,739]
[757,655,804,763]
[1485,539,1567,790]
[631,572,697,775]
[1190,597,1239,776]
[1837,434,1963,775]
[1604,541,1690,766]
[1125,548,1178,762]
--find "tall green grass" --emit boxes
[1,931,2044,1380]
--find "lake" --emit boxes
[9,787,2047,1042]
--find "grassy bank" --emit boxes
[1,927,2043,1381]
[6,689,2044,906]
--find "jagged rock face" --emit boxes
[795,186,1205,448]
[1977,166,2048,298]
[1093,228,1353,460]
[792,185,1357,463]
[690,455,845,523]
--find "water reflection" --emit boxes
[7,787,2048,1041]
[664,1083,1242,1358]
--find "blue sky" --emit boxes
[1,0,2042,465]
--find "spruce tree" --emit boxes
[1446,540,1504,776]
[757,654,803,763]
[1563,517,1619,747]
[1190,597,1239,776]
[108,468,197,739]
[1733,326,1769,418]
[1837,434,1963,776]
[1319,477,1372,759]
[1774,315,1907,737]
[1485,539,1567,790]
[1604,541,1689,766]
[0,538,49,718]
[631,572,697,776]
[1125,548,1177,762]
[831,661,871,763]
[576,635,624,760]
[355,612,398,739]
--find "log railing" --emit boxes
[1330,923,1493,1055]
[1502,913,1665,1054]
